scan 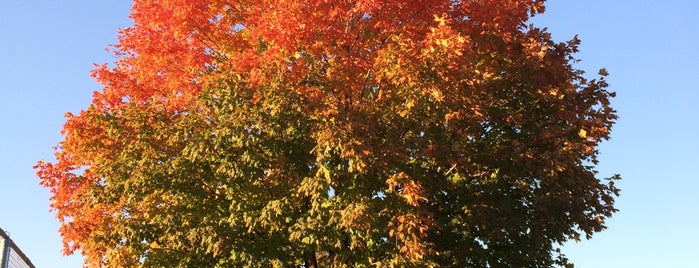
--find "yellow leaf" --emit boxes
[578,129,587,138]
[434,14,447,26]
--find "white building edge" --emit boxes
[0,228,35,268]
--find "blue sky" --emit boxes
[1,1,697,267]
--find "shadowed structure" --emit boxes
[0,228,35,268]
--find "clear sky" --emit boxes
[0,1,697,267]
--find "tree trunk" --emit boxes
[304,251,318,268]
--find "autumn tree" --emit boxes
[36,0,619,267]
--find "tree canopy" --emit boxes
[36,0,619,267]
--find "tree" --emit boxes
[36,0,620,267]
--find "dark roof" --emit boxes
[0,227,36,268]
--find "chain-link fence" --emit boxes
[0,228,35,268]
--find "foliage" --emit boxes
[36,0,619,267]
